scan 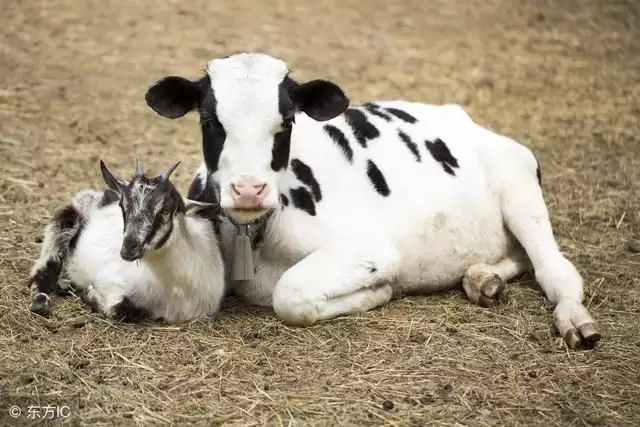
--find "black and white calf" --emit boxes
[145,53,601,348]
[28,160,225,323]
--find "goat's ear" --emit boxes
[185,200,220,218]
[99,160,127,193]
[294,80,349,121]
[145,76,201,119]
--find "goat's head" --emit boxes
[144,52,350,223]
[99,159,185,262]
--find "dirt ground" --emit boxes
[1,0,639,425]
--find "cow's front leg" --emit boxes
[272,239,401,326]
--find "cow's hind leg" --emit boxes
[463,248,531,307]
[499,161,601,349]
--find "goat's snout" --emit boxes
[120,236,144,261]
[229,180,269,210]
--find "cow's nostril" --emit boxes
[231,184,242,196]
[255,184,267,195]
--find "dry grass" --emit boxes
[1,0,639,425]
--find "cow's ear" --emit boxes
[145,76,202,119]
[293,80,350,122]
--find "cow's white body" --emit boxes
[206,102,529,307]
[148,52,600,348]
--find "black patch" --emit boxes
[68,220,85,252]
[199,82,227,173]
[271,76,298,172]
[344,109,380,148]
[99,189,120,207]
[398,130,421,162]
[290,187,317,216]
[279,75,298,119]
[425,138,459,176]
[290,159,322,202]
[112,297,151,323]
[323,124,353,163]
[55,205,80,230]
[187,174,219,205]
[153,220,173,250]
[362,103,392,121]
[279,193,289,207]
[385,108,417,124]
[271,128,292,172]
[187,175,205,201]
[186,175,221,236]
[31,260,62,295]
[366,160,391,196]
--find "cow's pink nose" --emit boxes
[230,180,269,209]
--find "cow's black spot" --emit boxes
[398,130,421,162]
[290,187,317,216]
[324,124,353,163]
[187,174,219,205]
[362,103,392,121]
[385,108,417,124]
[344,108,380,148]
[199,85,227,173]
[366,160,391,197]
[112,297,151,323]
[425,138,459,176]
[186,175,221,235]
[271,128,292,172]
[291,159,322,202]
[271,76,298,171]
[279,193,289,207]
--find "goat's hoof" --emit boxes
[30,293,51,316]
[478,274,506,307]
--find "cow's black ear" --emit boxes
[145,76,201,119]
[293,80,349,122]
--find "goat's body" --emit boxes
[30,188,225,323]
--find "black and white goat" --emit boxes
[144,52,601,349]
[28,160,225,323]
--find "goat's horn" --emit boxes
[134,159,144,178]
[159,161,181,183]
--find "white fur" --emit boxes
[185,54,598,346]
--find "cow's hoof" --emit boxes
[554,301,601,350]
[478,274,506,307]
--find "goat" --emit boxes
[28,159,225,323]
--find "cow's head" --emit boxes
[145,53,349,223]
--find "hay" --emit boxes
[1,0,639,424]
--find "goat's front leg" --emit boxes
[272,239,401,326]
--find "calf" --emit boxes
[145,53,600,348]
[29,160,225,323]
